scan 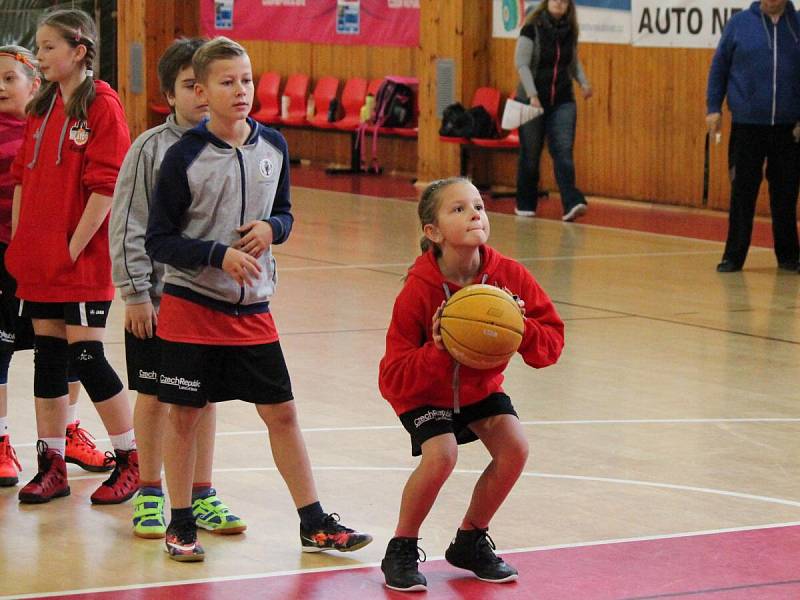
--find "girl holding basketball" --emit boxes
[378,176,564,592]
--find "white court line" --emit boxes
[13,418,800,450]
[62,465,800,510]
[277,249,740,272]
[6,519,800,599]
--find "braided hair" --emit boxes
[417,176,471,258]
[28,8,97,120]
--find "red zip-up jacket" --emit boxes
[6,80,130,302]
[379,245,564,416]
[0,112,25,246]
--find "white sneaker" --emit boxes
[514,208,535,217]
[562,203,587,222]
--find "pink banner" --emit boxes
[200,1,419,47]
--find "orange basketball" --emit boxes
[439,284,525,370]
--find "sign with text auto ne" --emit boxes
[632,1,750,48]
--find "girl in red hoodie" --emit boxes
[378,177,564,592]
[7,9,138,505]
[0,45,109,490]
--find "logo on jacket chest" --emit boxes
[69,120,91,146]
[258,158,275,179]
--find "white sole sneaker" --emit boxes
[514,208,535,217]
[562,203,587,222]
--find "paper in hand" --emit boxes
[501,98,544,130]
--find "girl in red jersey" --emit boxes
[378,177,565,592]
[7,9,138,504]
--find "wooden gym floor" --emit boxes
[1,171,799,599]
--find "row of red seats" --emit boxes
[151,74,418,138]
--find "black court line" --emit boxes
[556,300,800,347]
[271,252,800,344]
[620,578,800,599]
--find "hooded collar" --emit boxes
[27,79,118,169]
[407,245,503,293]
[752,1,800,48]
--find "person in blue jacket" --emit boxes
[707,0,800,273]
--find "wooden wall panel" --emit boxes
[487,38,770,213]
[116,0,147,137]
[117,1,775,213]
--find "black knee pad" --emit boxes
[69,341,123,403]
[67,360,80,384]
[0,350,12,385]
[34,336,69,398]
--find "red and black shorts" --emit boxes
[157,338,294,408]
[21,300,112,328]
[0,244,33,352]
[398,392,518,457]
[125,329,160,395]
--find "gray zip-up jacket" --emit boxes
[145,118,293,314]
[110,114,186,307]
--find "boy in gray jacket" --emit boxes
[110,38,245,540]
[145,37,372,562]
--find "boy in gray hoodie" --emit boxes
[110,38,245,540]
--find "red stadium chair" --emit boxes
[306,76,341,129]
[250,71,281,124]
[149,102,170,116]
[333,77,368,131]
[471,129,520,149]
[279,73,310,126]
[366,78,383,97]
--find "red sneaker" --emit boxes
[65,420,114,472]
[18,441,70,503]
[0,435,22,486]
[90,449,139,505]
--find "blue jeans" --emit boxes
[516,101,586,213]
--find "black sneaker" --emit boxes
[381,537,427,592]
[716,259,743,273]
[164,518,205,562]
[300,512,373,553]
[445,528,518,583]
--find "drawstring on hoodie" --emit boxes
[26,91,71,168]
[441,273,489,414]
[27,93,56,169]
[761,9,800,48]
[55,119,69,166]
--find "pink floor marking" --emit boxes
[34,524,800,600]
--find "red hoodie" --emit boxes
[0,112,26,246]
[379,245,564,416]
[6,80,130,302]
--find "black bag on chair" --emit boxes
[440,103,497,139]
[440,102,467,136]
[467,106,497,139]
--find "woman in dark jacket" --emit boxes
[515,0,592,221]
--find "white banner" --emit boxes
[631,1,749,48]
[492,0,632,44]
